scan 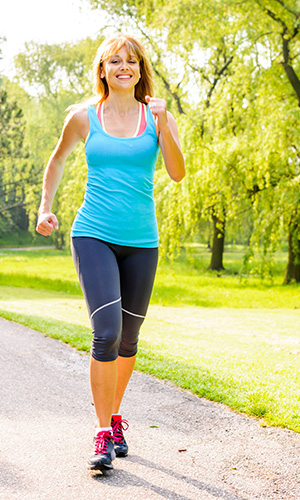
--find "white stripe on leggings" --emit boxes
[122,308,145,319]
[90,297,121,320]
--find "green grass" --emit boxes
[0,246,299,432]
[0,230,54,248]
[0,247,299,308]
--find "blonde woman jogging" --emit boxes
[36,34,185,472]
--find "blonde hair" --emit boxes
[92,34,154,104]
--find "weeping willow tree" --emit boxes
[86,0,300,281]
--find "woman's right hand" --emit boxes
[36,212,59,236]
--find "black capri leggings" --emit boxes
[71,237,158,362]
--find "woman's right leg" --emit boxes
[90,358,117,427]
[71,237,122,429]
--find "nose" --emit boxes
[120,59,129,71]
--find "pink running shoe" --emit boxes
[111,415,129,457]
[87,430,116,471]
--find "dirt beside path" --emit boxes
[0,318,299,500]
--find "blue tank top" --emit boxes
[71,104,159,247]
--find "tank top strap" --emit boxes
[87,104,100,134]
[146,105,158,140]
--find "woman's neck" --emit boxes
[104,91,138,117]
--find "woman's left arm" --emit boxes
[146,96,185,182]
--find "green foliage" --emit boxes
[87,0,300,280]
[0,86,31,236]
[59,145,87,242]
[14,37,103,99]
[3,2,299,275]
[0,229,53,248]
[13,37,104,244]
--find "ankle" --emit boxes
[111,414,122,420]
[95,426,112,436]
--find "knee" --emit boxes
[90,305,122,361]
[91,328,121,361]
[118,329,139,357]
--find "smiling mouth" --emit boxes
[116,75,132,79]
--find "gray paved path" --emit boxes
[0,318,299,499]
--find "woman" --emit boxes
[36,34,185,472]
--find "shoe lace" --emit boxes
[112,418,129,443]
[94,430,112,455]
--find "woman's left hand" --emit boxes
[145,96,168,133]
[145,95,185,183]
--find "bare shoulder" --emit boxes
[64,107,89,141]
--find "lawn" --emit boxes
[0,246,299,308]
[0,246,299,432]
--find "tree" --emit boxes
[85,1,248,270]
[86,0,300,281]
[13,37,103,247]
[0,86,30,236]
[240,0,300,282]
[0,39,32,237]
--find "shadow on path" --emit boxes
[92,454,245,500]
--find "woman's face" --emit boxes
[101,45,141,92]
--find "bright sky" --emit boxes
[0,0,108,76]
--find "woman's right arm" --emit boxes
[36,108,88,236]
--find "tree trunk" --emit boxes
[284,225,300,283]
[282,36,300,108]
[208,212,225,271]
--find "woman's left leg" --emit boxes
[113,354,136,414]
[115,245,158,410]
[111,246,158,456]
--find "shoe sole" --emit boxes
[115,450,128,457]
[87,461,114,471]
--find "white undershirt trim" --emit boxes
[100,100,106,133]
[101,101,143,137]
[90,297,121,319]
[133,102,142,137]
[122,307,145,319]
